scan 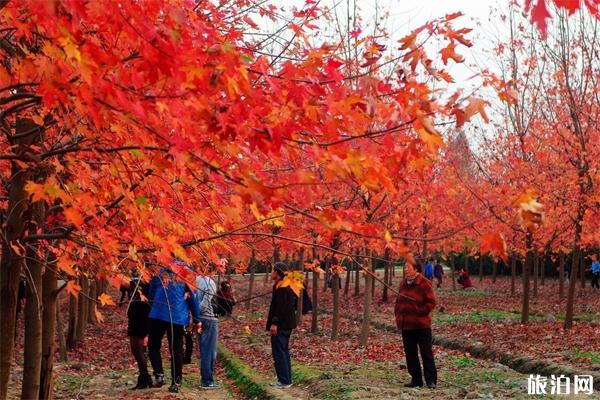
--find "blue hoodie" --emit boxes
[148,263,201,326]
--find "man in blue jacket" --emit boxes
[591,256,600,289]
[147,260,201,393]
[424,258,434,281]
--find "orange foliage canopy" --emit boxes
[1,1,480,289]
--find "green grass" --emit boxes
[292,362,355,400]
[218,346,270,399]
[556,312,598,322]
[570,348,600,363]
[452,355,477,369]
[435,310,525,324]
[447,289,494,297]
[61,375,84,393]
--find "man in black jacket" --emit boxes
[266,262,298,388]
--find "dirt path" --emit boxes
[50,360,237,399]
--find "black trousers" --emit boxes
[148,318,184,385]
[401,328,437,386]
[592,273,600,289]
[184,330,194,362]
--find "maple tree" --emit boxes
[0,0,481,397]
[2,0,599,398]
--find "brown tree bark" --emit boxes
[295,248,305,326]
[56,293,68,363]
[579,251,585,289]
[0,118,39,400]
[382,248,390,302]
[565,246,580,329]
[87,279,97,325]
[521,233,533,323]
[510,256,516,296]
[559,251,565,299]
[450,256,456,291]
[21,254,43,400]
[311,245,319,334]
[353,249,360,296]
[533,250,540,298]
[40,256,58,400]
[343,257,351,297]
[331,273,340,340]
[21,197,46,400]
[540,252,547,286]
[74,278,89,346]
[245,250,256,309]
[359,251,374,346]
[370,252,376,297]
[67,290,77,350]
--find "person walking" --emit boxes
[196,272,220,389]
[127,271,152,389]
[424,258,434,281]
[147,259,201,393]
[266,262,298,388]
[395,261,437,389]
[433,261,444,289]
[591,256,600,290]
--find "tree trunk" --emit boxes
[322,255,329,293]
[331,274,340,340]
[564,246,580,329]
[370,253,376,297]
[296,249,305,326]
[479,256,483,282]
[75,277,88,344]
[559,252,565,299]
[579,251,585,289]
[311,245,319,334]
[21,253,44,400]
[22,197,46,400]
[0,119,39,400]
[67,290,77,350]
[75,278,89,346]
[533,251,539,298]
[541,252,546,286]
[382,248,390,302]
[87,279,97,325]
[245,250,256,309]
[40,256,58,400]
[450,256,456,291]
[353,249,360,296]
[521,234,533,323]
[343,258,351,297]
[510,256,516,296]
[56,293,68,363]
[492,259,497,284]
[359,251,374,346]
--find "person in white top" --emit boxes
[195,273,219,389]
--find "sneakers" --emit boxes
[404,381,423,388]
[270,381,292,388]
[201,382,221,390]
[153,374,165,388]
[426,383,437,389]
[168,383,180,393]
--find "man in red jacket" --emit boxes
[395,261,437,389]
